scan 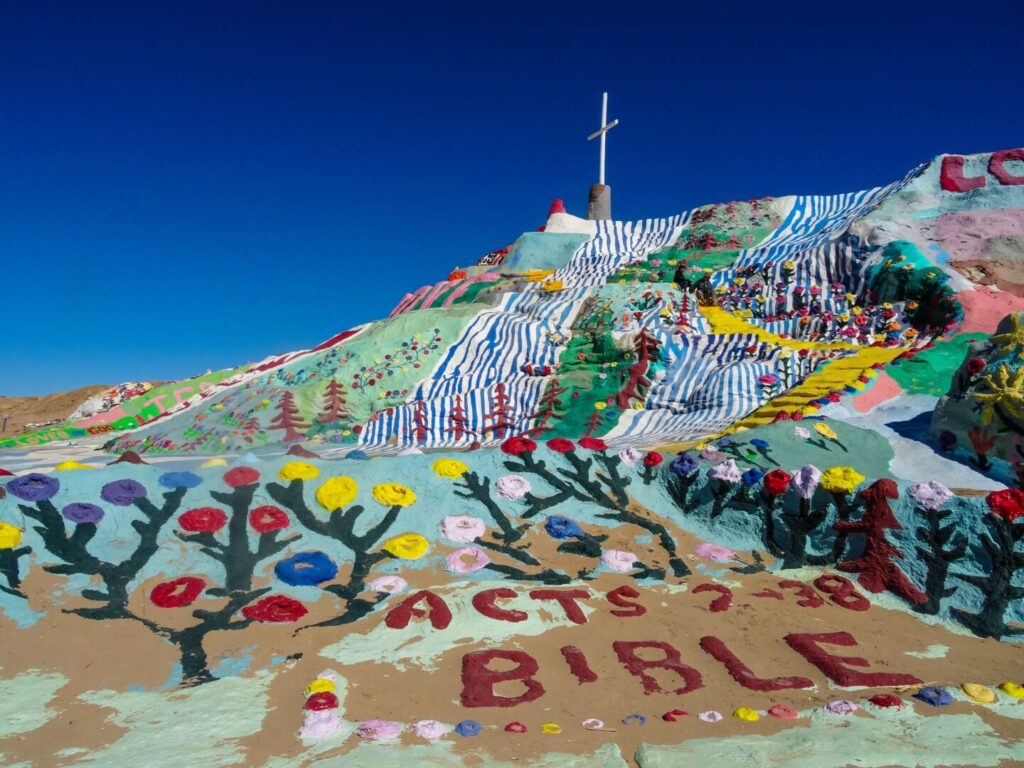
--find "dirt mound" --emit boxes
[0,385,110,435]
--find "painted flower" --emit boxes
[432,458,469,478]
[158,471,202,489]
[446,546,491,574]
[500,437,537,456]
[100,479,147,506]
[546,438,575,454]
[820,466,865,494]
[750,438,769,450]
[670,454,700,477]
[741,468,763,486]
[223,466,260,487]
[700,447,727,462]
[908,481,953,511]
[373,482,416,507]
[618,447,642,467]
[791,465,822,499]
[813,422,838,441]
[414,720,447,739]
[695,542,735,562]
[544,516,585,539]
[61,503,104,524]
[300,710,342,740]
[369,575,408,594]
[0,522,22,549]
[823,699,858,715]
[642,451,663,468]
[794,426,811,440]
[150,576,206,608]
[985,488,1024,522]
[249,505,289,533]
[7,473,60,502]
[316,476,359,511]
[762,469,792,496]
[966,357,986,375]
[709,459,741,484]
[304,692,339,711]
[914,686,953,707]
[382,533,430,560]
[278,461,320,482]
[495,475,531,500]
[758,374,778,386]
[601,549,638,572]
[275,551,339,586]
[578,437,608,451]
[241,594,308,623]
[441,515,486,543]
[357,720,403,740]
[179,507,228,533]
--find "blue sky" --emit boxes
[1,1,1021,394]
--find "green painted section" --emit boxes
[887,333,986,396]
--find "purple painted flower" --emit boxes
[700,447,728,462]
[695,542,735,562]
[62,503,105,524]
[908,480,953,511]
[790,465,822,499]
[708,459,741,484]
[823,699,858,715]
[158,471,203,489]
[6,473,60,502]
[100,479,147,506]
[670,454,699,477]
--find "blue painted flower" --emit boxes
[718,438,734,447]
[741,468,764,486]
[750,438,770,449]
[100,479,148,506]
[6,473,60,502]
[275,551,339,586]
[669,454,699,477]
[62,503,105,524]
[159,471,203,490]
[544,516,585,540]
[914,686,953,707]
[454,720,482,737]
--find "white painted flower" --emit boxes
[794,426,811,440]
[708,459,741,483]
[601,549,639,572]
[301,711,342,740]
[908,480,953,511]
[368,575,408,594]
[495,474,531,500]
[618,447,642,467]
[414,720,447,739]
[440,515,486,543]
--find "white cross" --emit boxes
[586,92,618,186]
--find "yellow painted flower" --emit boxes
[382,533,429,559]
[306,678,336,696]
[279,461,320,482]
[200,457,229,468]
[54,460,92,471]
[851,306,863,316]
[838,312,850,322]
[962,683,996,704]
[0,522,22,550]
[814,422,838,441]
[999,682,1024,699]
[316,476,359,511]
[594,401,607,410]
[844,292,856,303]
[432,458,469,479]
[783,260,795,270]
[733,707,760,722]
[541,279,564,293]
[373,483,416,507]
[820,466,865,494]
[540,722,562,734]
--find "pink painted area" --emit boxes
[75,406,129,427]
[935,208,1024,262]
[389,286,430,318]
[443,272,499,307]
[851,372,902,413]
[958,287,1024,333]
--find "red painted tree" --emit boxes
[269,391,309,442]
[616,329,660,409]
[412,400,430,443]
[835,479,926,606]
[582,409,604,438]
[482,382,514,439]
[316,379,350,425]
[527,378,568,436]
[445,394,470,441]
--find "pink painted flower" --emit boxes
[695,542,735,562]
[790,465,822,499]
[368,575,408,594]
[495,475,531,500]
[794,426,811,440]
[441,515,486,543]
[823,699,858,715]
[758,374,778,386]
[414,720,447,739]
[301,711,342,740]
[601,549,639,572]
[700,447,727,462]
[709,459,741,484]
[357,720,403,740]
[446,546,491,574]
[908,480,953,511]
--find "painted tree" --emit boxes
[616,329,660,409]
[269,391,310,442]
[481,382,514,439]
[527,378,568,437]
[412,400,430,443]
[582,409,605,438]
[316,379,351,426]
[445,394,469,441]
[913,483,967,616]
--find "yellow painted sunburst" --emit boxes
[990,314,1024,360]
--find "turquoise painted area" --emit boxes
[0,670,65,740]
[635,707,1024,767]
[299,742,630,767]
[503,232,589,273]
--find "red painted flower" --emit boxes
[304,691,339,711]
[868,693,902,708]
[223,466,260,487]
[500,436,537,456]
[762,469,793,496]
[578,437,608,451]
[546,438,575,454]
[966,357,986,375]
[642,451,663,468]
[249,505,289,533]
[179,507,228,533]
[986,488,1024,522]
[150,576,206,608]
[241,595,308,623]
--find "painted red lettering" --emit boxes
[606,584,646,617]
[460,649,545,707]
[612,640,704,695]
[784,631,922,687]
[472,588,527,622]
[692,582,732,612]
[529,589,589,624]
[384,590,452,630]
[940,155,986,192]
[989,149,1024,186]
[560,645,598,683]
[699,636,814,691]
